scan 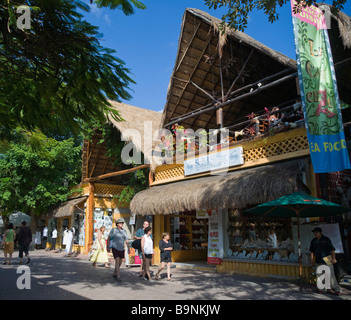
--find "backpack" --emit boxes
[132,239,141,251]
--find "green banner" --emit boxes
[291,0,350,173]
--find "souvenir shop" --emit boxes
[131,158,320,279]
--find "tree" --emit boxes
[0,128,82,231]
[204,0,347,31]
[0,0,145,135]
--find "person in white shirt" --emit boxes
[42,225,48,250]
[141,226,154,281]
[51,228,57,250]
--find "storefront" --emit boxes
[43,184,137,255]
[131,158,316,280]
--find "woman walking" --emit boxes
[2,223,16,265]
[141,226,154,281]
[155,232,173,281]
[91,226,110,268]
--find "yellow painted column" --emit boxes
[153,214,164,265]
[85,182,95,254]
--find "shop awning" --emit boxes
[51,197,88,218]
[130,159,309,215]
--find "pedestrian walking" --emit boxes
[107,218,129,282]
[91,226,110,268]
[42,224,48,250]
[141,226,154,281]
[310,227,341,295]
[51,228,57,250]
[17,221,32,265]
[155,232,173,281]
[2,223,16,265]
[134,220,151,277]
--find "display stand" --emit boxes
[125,242,142,267]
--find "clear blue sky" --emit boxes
[83,0,351,113]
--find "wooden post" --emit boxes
[85,182,95,253]
[153,214,164,265]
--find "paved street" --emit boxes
[1,249,350,301]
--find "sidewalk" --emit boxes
[1,249,350,300]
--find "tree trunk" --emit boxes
[30,213,38,234]
[1,213,9,231]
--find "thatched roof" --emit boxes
[317,3,351,106]
[46,197,88,219]
[318,3,351,49]
[160,8,298,132]
[82,101,162,182]
[160,6,351,131]
[130,159,308,215]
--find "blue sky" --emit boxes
[83,0,351,113]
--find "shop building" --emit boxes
[130,7,351,281]
[43,102,162,255]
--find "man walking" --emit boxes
[309,227,341,295]
[17,221,32,265]
[107,218,129,282]
[134,220,151,277]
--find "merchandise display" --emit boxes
[169,213,208,251]
[227,209,299,263]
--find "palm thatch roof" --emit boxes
[160,6,351,131]
[319,3,351,49]
[81,101,162,183]
[130,159,308,215]
[160,8,298,132]
[43,196,88,219]
[317,3,351,107]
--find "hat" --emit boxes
[312,227,323,233]
[116,218,124,224]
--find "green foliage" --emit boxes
[94,0,146,15]
[0,128,82,216]
[204,0,347,31]
[0,0,139,135]
[114,167,148,206]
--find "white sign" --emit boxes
[196,209,209,219]
[184,147,244,176]
[207,209,223,264]
[292,223,344,254]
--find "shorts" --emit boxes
[19,244,30,258]
[144,254,152,259]
[4,242,14,255]
[112,248,125,259]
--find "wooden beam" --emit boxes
[85,164,150,183]
[175,21,202,72]
[223,48,254,102]
[85,182,95,252]
[190,80,220,103]
[165,72,297,128]
[168,35,213,120]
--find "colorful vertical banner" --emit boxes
[291,1,350,173]
[207,209,223,265]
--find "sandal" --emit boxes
[166,278,174,282]
[155,274,160,280]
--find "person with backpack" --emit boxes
[134,220,152,277]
